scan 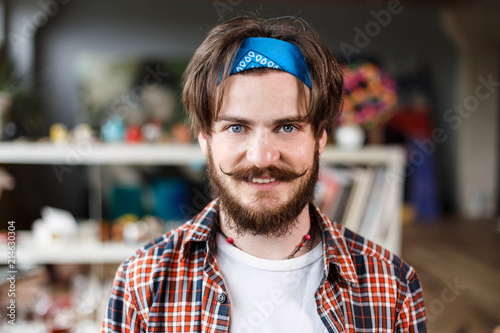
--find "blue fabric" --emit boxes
[226,37,312,89]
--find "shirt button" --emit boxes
[217,292,227,303]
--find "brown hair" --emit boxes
[182,16,343,139]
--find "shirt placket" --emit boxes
[316,276,346,333]
[201,239,231,333]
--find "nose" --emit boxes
[246,133,280,168]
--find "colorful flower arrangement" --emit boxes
[340,61,398,129]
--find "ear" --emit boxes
[317,130,328,155]
[198,132,210,157]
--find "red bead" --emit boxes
[304,234,311,241]
[226,237,234,244]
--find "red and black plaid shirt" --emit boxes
[101,199,426,332]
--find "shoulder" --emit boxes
[321,216,427,330]
[105,219,201,327]
[313,202,418,289]
[338,223,420,291]
[118,220,194,283]
[119,200,219,279]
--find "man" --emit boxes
[102,16,427,333]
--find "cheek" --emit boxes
[209,147,237,172]
[281,140,316,164]
[210,136,245,162]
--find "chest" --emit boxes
[220,257,328,332]
[141,251,398,333]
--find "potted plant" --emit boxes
[0,52,17,139]
[335,61,398,150]
[0,46,44,140]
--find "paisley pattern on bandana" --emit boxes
[222,37,312,89]
[233,50,283,73]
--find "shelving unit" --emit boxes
[0,142,405,263]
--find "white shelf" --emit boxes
[1,237,141,265]
[0,142,403,166]
[0,142,206,165]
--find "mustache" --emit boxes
[219,164,308,182]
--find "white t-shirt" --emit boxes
[215,233,329,333]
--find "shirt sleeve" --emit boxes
[101,262,145,333]
[394,269,427,332]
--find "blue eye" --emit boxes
[229,125,243,133]
[281,125,295,133]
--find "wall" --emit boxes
[443,1,500,218]
[0,1,6,48]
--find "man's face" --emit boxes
[198,71,327,238]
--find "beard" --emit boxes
[206,144,320,239]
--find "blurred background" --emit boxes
[0,0,498,332]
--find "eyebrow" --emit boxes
[216,116,307,126]
[216,116,253,126]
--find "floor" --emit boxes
[402,218,500,333]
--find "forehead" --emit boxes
[216,70,310,120]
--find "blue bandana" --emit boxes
[224,37,312,89]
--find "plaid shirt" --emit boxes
[101,199,426,332]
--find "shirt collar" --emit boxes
[180,199,220,261]
[310,204,359,286]
[180,199,359,285]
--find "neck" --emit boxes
[218,205,320,260]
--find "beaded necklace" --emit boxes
[219,220,316,259]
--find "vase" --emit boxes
[334,124,365,151]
